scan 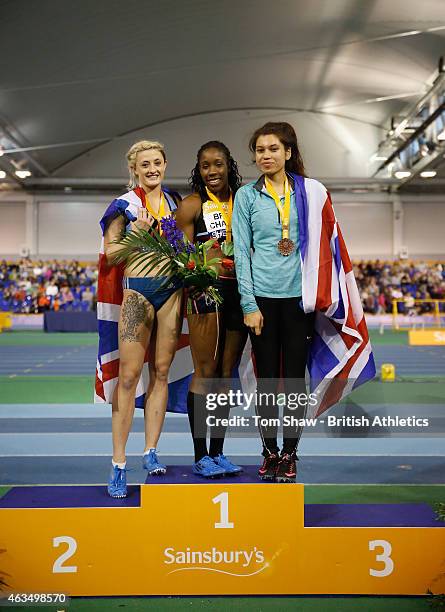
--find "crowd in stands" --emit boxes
[1,258,444,316]
[0,259,97,313]
[354,260,445,315]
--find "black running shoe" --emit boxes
[275,452,298,483]
[258,452,279,481]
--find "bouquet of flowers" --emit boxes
[113,216,224,304]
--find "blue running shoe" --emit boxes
[143,449,167,475]
[213,453,243,475]
[192,455,225,478]
[108,465,127,498]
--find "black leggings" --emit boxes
[250,296,313,456]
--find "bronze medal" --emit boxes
[265,177,294,257]
[277,237,295,256]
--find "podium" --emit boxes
[1,467,445,596]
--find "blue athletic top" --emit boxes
[232,175,302,314]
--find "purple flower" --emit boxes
[161,217,186,254]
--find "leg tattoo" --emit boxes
[120,293,149,342]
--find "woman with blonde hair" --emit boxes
[96,140,183,497]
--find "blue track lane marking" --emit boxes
[0,433,444,457]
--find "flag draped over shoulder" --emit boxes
[292,174,376,416]
[94,186,192,412]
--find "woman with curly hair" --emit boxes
[175,141,247,478]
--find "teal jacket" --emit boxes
[232,175,302,314]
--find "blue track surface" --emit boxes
[0,345,94,375]
[1,404,444,485]
[1,339,444,487]
[1,344,444,376]
[1,456,444,486]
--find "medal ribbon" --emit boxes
[264,176,291,240]
[205,187,233,242]
[144,192,167,234]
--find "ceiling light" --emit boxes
[0,146,4,157]
[394,170,412,179]
[396,30,421,37]
[15,170,31,179]
[0,171,6,179]
[420,170,437,178]
[370,154,388,162]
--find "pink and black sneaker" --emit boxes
[275,452,298,483]
[258,452,280,481]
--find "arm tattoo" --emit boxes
[119,293,149,342]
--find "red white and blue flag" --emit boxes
[292,174,376,415]
[94,187,192,412]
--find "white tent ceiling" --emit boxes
[0,0,444,190]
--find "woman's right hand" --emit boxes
[188,286,205,301]
[244,310,264,335]
[131,207,155,231]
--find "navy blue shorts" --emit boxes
[123,276,182,311]
[186,278,245,331]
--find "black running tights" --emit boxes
[250,296,313,456]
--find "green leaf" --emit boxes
[203,238,217,249]
[221,241,234,256]
[206,257,222,266]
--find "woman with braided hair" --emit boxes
[176,141,248,478]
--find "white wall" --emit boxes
[334,201,393,258]
[37,200,107,257]
[0,201,27,256]
[404,201,445,258]
[0,193,444,260]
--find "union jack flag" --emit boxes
[292,174,376,415]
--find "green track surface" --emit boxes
[0,328,406,347]
[345,381,445,404]
[2,595,436,611]
[0,376,95,403]
[1,376,443,404]
[0,330,97,346]
[304,484,445,505]
[368,329,408,345]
